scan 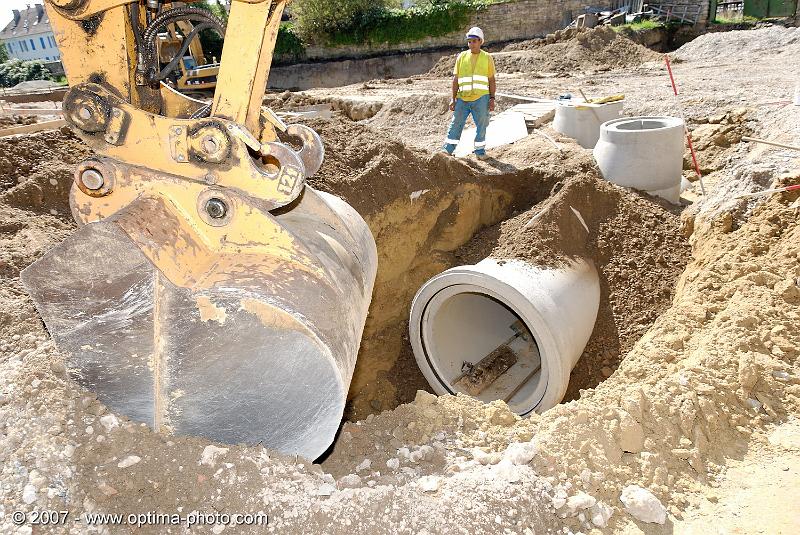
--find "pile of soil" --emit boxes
[503,26,596,52]
[263,90,328,110]
[456,174,691,398]
[672,25,800,63]
[0,128,87,191]
[302,115,571,217]
[302,116,464,215]
[688,108,754,174]
[426,26,661,77]
[357,93,451,152]
[0,129,87,281]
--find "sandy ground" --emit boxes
[0,26,798,534]
[673,419,800,535]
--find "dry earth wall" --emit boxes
[268,50,445,90]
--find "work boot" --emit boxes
[475,151,488,160]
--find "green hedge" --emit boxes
[0,59,54,88]
[292,0,490,49]
[327,1,490,47]
[275,23,306,60]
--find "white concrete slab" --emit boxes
[455,111,528,157]
[508,101,557,127]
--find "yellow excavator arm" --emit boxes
[22,1,378,460]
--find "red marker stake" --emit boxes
[665,55,707,196]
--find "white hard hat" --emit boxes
[466,27,484,42]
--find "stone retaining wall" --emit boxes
[269,49,446,90]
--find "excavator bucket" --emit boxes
[22,187,377,460]
[30,0,378,460]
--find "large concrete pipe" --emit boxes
[593,116,685,203]
[553,100,624,149]
[409,258,600,416]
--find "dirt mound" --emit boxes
[688,108,754,174]
[0,129,87,282]
[0,128,88,191]
[503,25,605,52]
[455,174,691,399]
[673,26,800,63]
[302,115,576,216]
[426,26,661,77]
[0,116,37,128]
[263,89,328,109]
[359,93,451,151]
[302,115,480,215]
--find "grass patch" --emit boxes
[612,19,664,32]
[713,14,759,24]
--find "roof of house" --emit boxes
[0,4,52,40]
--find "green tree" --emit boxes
[291,0,482,47]
[194,1,228,62]
[0,59,54,88]
[0,41,8,63]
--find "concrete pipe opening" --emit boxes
[409,258,600,416]
[612,118,675,131]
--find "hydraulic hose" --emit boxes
[136,6,226,84]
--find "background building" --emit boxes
[1,4,61,63]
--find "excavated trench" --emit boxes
[337,172,690,419]
[303,119,564,421]
[0,118,690,458]
[300,117,691,431]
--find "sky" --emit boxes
[2,1,45,28]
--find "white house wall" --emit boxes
[3,33,61,62]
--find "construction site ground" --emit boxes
[1,26,799,534]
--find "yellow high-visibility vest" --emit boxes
[456,50,491,100]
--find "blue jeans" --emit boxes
[443,95,490,156]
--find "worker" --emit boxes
[442,26,496,160]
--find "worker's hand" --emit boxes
[449,99,456,112]
[489,98,495,112]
